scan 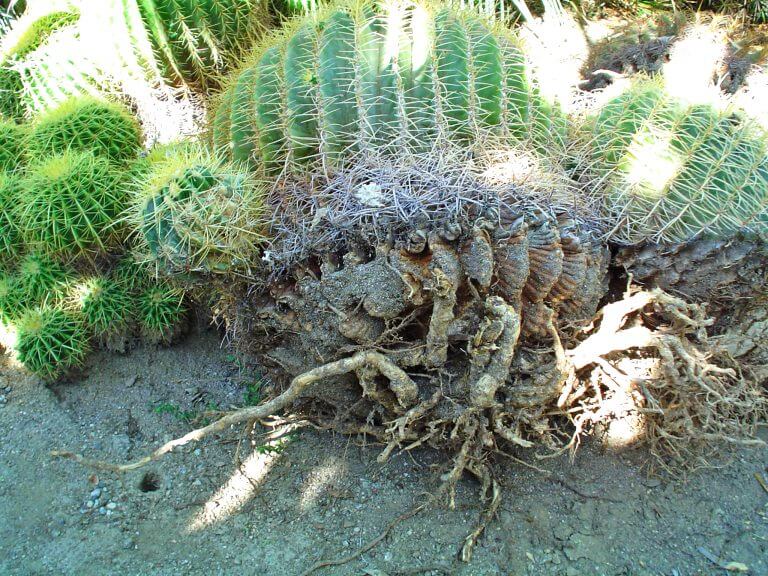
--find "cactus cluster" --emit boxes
[117,0,266,88]
[28,96,143,163]
[585,81,768,244]
[132,145,264,276]
[213,1,563,173]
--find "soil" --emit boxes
[1,329,767,576]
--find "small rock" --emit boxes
[194,449,202,456]
[86,501,94,509]
[90,488,102,499]
[99,507,107,515]
[106,502,117,510]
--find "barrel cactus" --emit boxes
[212,1,564,172]
[111,0,267,88]
[137,280,187,345]
[28,96,142,163]
[0,118,27,171]
[15,252,71,306]
[131,145,264,276]
[14,304,89,380]
[18,151,127,257]
[69,274,135,350]
[584,80,768,244]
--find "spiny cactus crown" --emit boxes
[18,150,127,257]
[132,144,265,276]
[213,0,564,173]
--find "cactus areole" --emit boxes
[213,1,563,172]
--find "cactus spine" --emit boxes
[0,118,27,171]
[214,1,563,173]
[586,81,768,244]
[0,170,21,262]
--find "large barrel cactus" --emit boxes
[213,1,564,172]
[585,81,768,244]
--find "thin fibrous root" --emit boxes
[461,478,501,563]
[51,351,417,472]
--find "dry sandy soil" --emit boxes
[1,329,767,576]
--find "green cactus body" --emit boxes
[18,151,127,257]
[0,170,21,262]
[71,275,133,338]
[588,81,768,243]
[14,305,89,380]
[127,0,266,87]
[16,253,71,306]
[0,118,26,171]
[133,145,264,275]
[0,9,80,120]
[0,270,21,325]
[215,2,562,173]
[29,96,142,163]
[137,281,186,344]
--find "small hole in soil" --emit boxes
[139,472,162,492]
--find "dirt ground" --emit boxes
[1,329,767,576]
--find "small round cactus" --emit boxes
[18,151,127,257]
[585,80,768,243]
[69,275,133,340]
[132,145,264,276]
[15,252,71,306]
[14,304,89,380]
[0,171,22,262]
[0,119,28,171]
[137,281,187,345]
[28,96,142,163]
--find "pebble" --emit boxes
[99,507,107,515]
[90,488,102,499]
[107,502,117,510]
[0,394,6,405]
[86,501,94,509]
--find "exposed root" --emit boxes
[52,351,418,472]
[298,501,430,576]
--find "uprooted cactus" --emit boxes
[213,0,565,171]
[584,80,768,244]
